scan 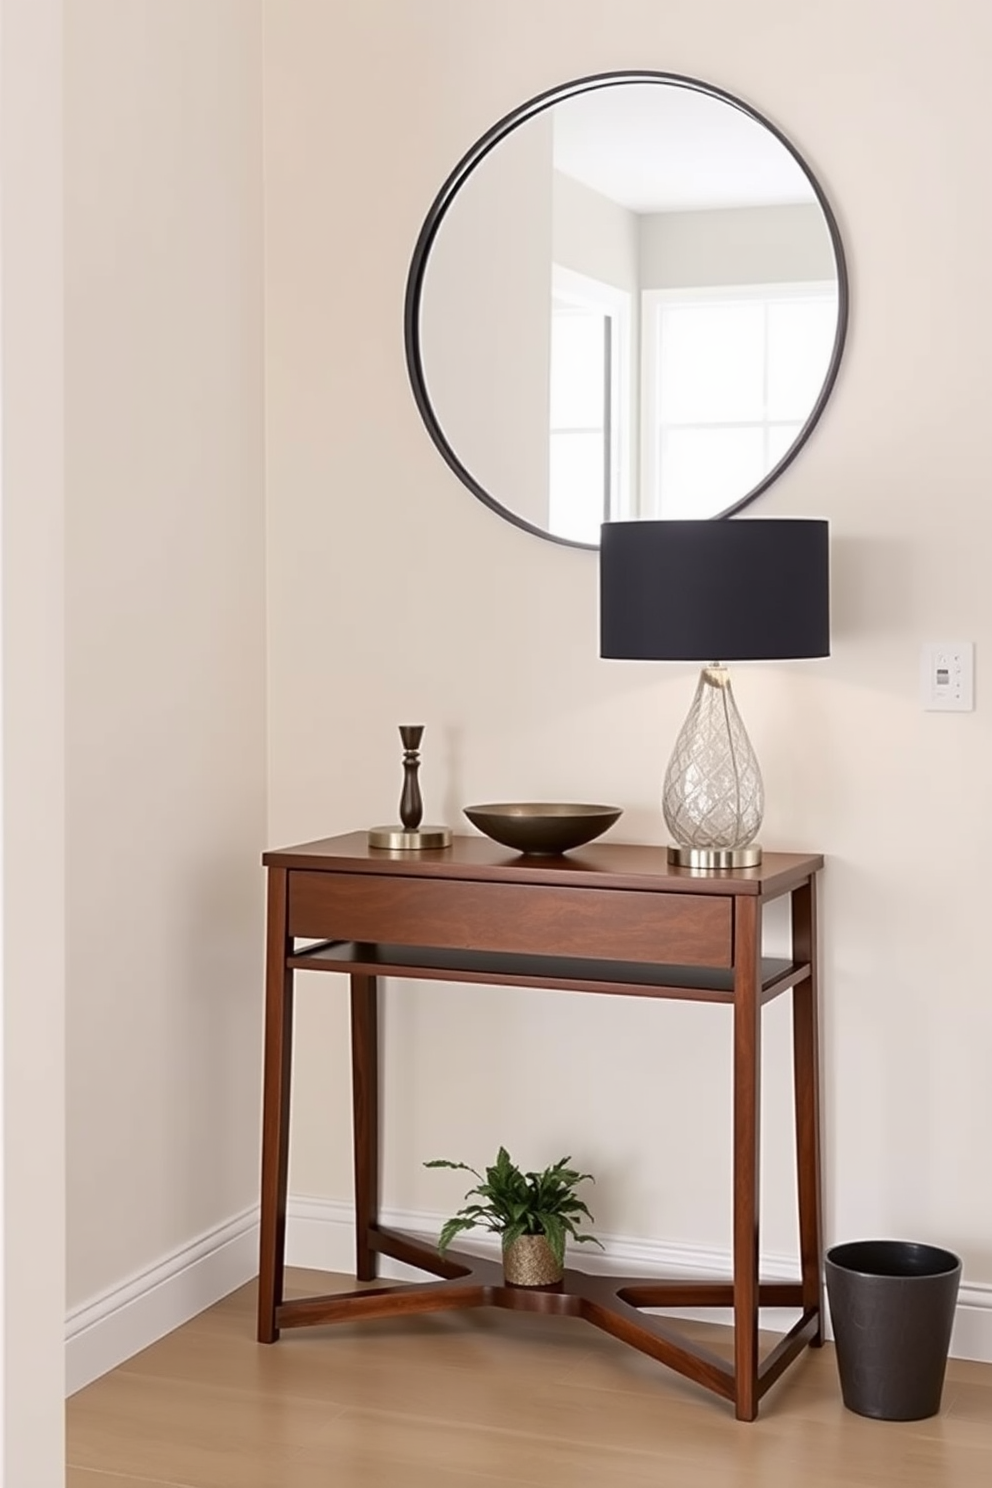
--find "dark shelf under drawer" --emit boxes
[287,940,809,1003]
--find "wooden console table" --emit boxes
[257,832,823,1421]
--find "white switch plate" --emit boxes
[921,641,974,711]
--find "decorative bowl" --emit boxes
[463,802,622,856]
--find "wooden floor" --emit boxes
[67,1267,992,1488]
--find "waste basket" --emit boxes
[825,1239,961,1420]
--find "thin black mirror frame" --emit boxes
[404,70,850,550]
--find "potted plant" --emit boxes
[424,1146,602,1286]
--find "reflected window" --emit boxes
[643,284,838,518]
[548,267,631,544]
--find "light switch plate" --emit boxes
[921,641,974,711]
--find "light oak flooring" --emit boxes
[67,1267,992,1488]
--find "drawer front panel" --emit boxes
[287,872,732,968]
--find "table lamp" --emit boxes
[600,519,829,868]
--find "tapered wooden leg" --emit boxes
[792,875,824,1343]
[733,894,762,1421]
[350,973,379,1281]
[257,868,294,1343]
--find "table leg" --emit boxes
[350,973,380,1281]
[792,875,823,1343]
[257,868,294,1343]
[733,894,762,1421]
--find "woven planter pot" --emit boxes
[502,1234,563,1287]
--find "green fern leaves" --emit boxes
[424,1147,602,1268]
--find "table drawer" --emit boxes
[287,871,732,968]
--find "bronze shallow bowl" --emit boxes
[463,802,622,856]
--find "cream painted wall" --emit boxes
[65,1,266,1307]
[2,0,66,1476]
[265,0,992,1294]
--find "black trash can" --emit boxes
[825,1239,962,1420]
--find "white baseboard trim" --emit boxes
[287,1194,992,1364]
[64,1195,992,1396]
[950,1280,992,1363]
[65,1204,260,1396]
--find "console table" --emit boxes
[257,832,823,1421]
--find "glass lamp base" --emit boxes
[662,666,765,866]
[667,843,762,869]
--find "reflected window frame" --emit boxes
[549,264,633,544]
[642,279,840,519]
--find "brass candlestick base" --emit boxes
[667,844,762,869]
[368,824,451,850]
[367,724,451,851]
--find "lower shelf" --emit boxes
[288,941,809,1004]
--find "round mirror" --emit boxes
[405,71,848,549]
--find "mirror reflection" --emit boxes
[408,75,847,547]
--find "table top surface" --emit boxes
[263,831,822,898]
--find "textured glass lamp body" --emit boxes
[662,666,764,851]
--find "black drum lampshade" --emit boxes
[600,519,829,664]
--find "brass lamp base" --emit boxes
[667,844,762,869]
[368,825,452,850]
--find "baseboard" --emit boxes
[64,1195,992,1395]
[65,1204,260,1396]
[950,1279,992,1362]
[286,1194,992,1364]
